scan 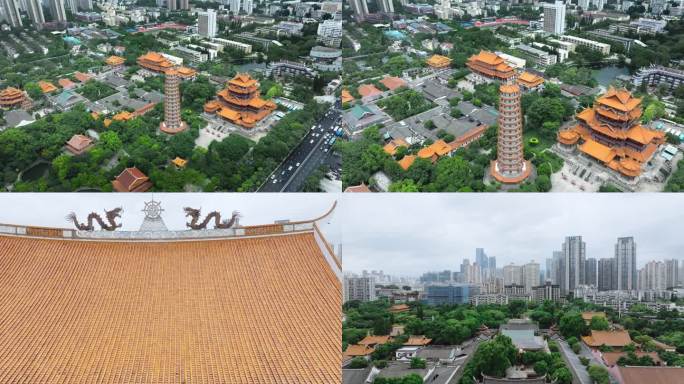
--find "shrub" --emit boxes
[410,357,426,369]
[571,342,581,354]
[579,356,590,366]
[374,359,388,368]
[529,137,540,146]
[349,357,368,369]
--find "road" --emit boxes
[258,102,342,192]
[555,335,602,384]
[449,335,490,384]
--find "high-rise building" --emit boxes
[598,258,614,291]
[426,284,479,305]
[179,0,189,9]
[547,251,562,284]
[435,0,452,20]
[198,9,218,38]
[79,0,92,10]
[344,276,376,302]
[1,0,22,28]
[488,256,496,271]
[593,0,606,10]
[50,0,67,22]
[160,70,188,134]
[561,236,586,294]
[543,1,566,35]
[640,261,666,290]
[578,0,590,8]
[229,0,240,13]
[523,261,540,293]
[26,0,46,27]
[348,0,368,21]
[585,258,597,287]
[615,237,637,291]
[503,264,523,286]
[167,0,177,10]
[476,248,489,269]
[377,0,394,13]
[490,83,532,184]
[243,0,253,14]
[66,0,78,11]
[665,259,679,289]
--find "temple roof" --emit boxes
[597,87,641,113]
[0,227,341,383]
[398,154,416,170]
[426,54,452,68]
[469,50,504,66]
[582,330,632,347]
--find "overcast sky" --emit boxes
[338,194,684,276]
[0,194,340,243]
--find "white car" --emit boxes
[288,165,293,171]
[310,139,314,144]
[296,162,301,167]
[272,179,277,184]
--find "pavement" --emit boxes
[555,336,598,384]
[258,102,342,192]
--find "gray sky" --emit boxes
[338,194,684,276]
[0,193,340,243]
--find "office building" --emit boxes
[543,1,566,35]
[344,276,376,302]
[1,0,22,28]
[490,83,532,184]
[516,44,558,67]
[50,0,67,22]
[585,258,597,287]
[316,19,342,48]
[426,284,479,305]
[615,237,637,291]
[198,9,218,38]
[598,258,615,291]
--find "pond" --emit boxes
[20,161,50,182]
[592,66,630,87]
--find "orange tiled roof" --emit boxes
[0,230,341,383]
[229,73,258,88]
[112,166,152,192]
[380,76,407,91]
[389,303,410,313]
[358,84,382,98]
[0,87,25,107]
[38,81,57,94]
[176,66,197,78]
[207,73,275,128]
[466,51,515,80]
[602,351,661,366]
[137,52,174,73]
[417,139,452,161]
[398,155,416,170]
[405,335,432,346]
[383,138,409,156]
[171,156,187,168]
[65,134,93,152]
[618,367,684,384]
[58,78,76,89]
[470,50,504,66]
[113,111,133,121]
[597,87,641,113]
[582,330,632,348]
[106,55,125,66]
[341,89,354,104]
[344,344,374,357]
[579,138,616,164]
[426,54,452,69]
[558,129,580,145]
[581,311,607,322]
[344,184,372,193]
[359,335,392,346]
[74,72,92,83]
[517,71,544,88]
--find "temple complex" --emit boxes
[204,73,276,129]
[557,87,665,178]
[466,51,517,83]
[0,201,341,383]
[490,84,533,184]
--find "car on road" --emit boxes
[288,165,293,171]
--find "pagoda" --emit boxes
[557,87,665,178]
[491,84,532,184]
[204,73,276,129]
[0,87,26,108]
[466,51,516,83]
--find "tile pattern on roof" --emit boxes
[0,232,341,383]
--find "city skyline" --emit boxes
[340,194,684,276]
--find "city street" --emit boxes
[258,103,342,192]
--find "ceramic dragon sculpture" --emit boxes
[184,207,240,230]
[66,207,123,231]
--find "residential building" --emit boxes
[516,44,557,67]
[665,259,679,289]
[561,236,586,294]
[639,260,666,290]
[198,9,218,38]
[633,65,684,92]
[523,261,540,293]
[629,17,667,34]
[490,83,532,184]
[543,1,566,35]
[585,258,597,287]
[26,0,46,27]
[560,35,610,55]
[532,281,562,303]
[212,38,252,54]
[344,276,376,302]
[50,0,67,22]
[377,0,394,13]
[504,264,523,286]
[503,284,529,301]
[349,0,368,21]
[316,19,342,48]
[615,236,638,291]
[167,0,176,10]
[1,0,22,28]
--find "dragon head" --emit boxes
[184,207,201,217]
[107,207,123,218]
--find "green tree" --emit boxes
[590,316,609,331]
[587,364,610,384]
[559,312,587,339]
[410,357,426,369]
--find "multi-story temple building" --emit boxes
[0,87,28,108]
[557,87,665,178]
[137,51,175,73]
[204,73,276,129]
[159,69,187,134]
[0,200,341,383]
[466,51,517,83]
